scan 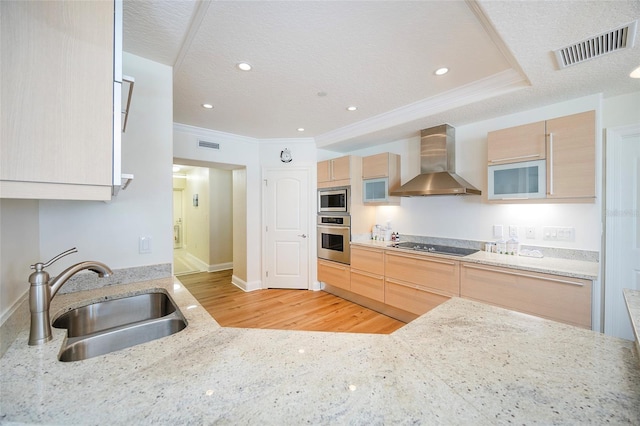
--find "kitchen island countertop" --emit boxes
[1,277,637,424]
[352,240,599,280]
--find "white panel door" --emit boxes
[264,169,310,289]
[604,124,640,340]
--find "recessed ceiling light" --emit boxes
[237,62,252,71]
[202,103,213,109]
[297,128,305,132]
[434,67,449,76]
[347,106,357,111]
[631,65,640,78]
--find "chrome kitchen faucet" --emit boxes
[28,247,113,345]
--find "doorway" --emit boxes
[263,168,311,289]
[172,163,234,276]
[603,124,640,340]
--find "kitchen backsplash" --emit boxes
[352,233,598,262]
[58,263,172,294]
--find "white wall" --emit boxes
[184,167,210,264]
[38,53,174,275]
[174,126,319,287]
[209,168,233,267]
[349,94,604,251]
[174,125,261,286]
[0,199,40,321]
[602,91,640,129]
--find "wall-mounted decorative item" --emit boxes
[193,194,199,207]
[280,148,292,163]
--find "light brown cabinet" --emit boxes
[350,246,384,302]
[362,153,401,205]
[546,110,596,200]
[318,259,350,291]
[487,121,546,165]
[487,111,595,201]
[384,251,460,315]
[317,156,352,188]
[0,1,115,201]
[460,262,592,329]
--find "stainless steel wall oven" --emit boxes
[317,215,351,264]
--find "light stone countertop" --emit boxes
[624,289,640,356]
[1,277,638,424]
[352,240,599,280]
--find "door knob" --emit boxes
[298,234,307,238]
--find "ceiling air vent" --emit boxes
[553,20,637,69]
[198,140,220,150]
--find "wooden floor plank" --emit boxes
[177,270,405,334]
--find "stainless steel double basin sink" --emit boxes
[52,291,187,362]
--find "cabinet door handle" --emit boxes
[548,133,554,195]
[489,153,541,163]
[389,252,456,266]
[298,234,307,238]
[462,263,585,286]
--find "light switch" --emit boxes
[509,225,518,238]
[139,236,152,254]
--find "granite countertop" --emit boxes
[624,289,640,355]
[1,277,638,424]
[351,240,599,280]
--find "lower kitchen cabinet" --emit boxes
[350,270,384,302]
[384,251,459,315]
[384,278,450,316]
[460,262,592,329]
[385,251,460,296]
[318,259,350,291]
[350,246,385,302]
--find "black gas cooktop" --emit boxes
[388,242,478,257]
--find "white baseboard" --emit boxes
[232,275,262,292]
[208,262,233,272]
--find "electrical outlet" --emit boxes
[493,225,503,238]
[525,227,536,239]
[139,236,152,254]
[543,227,575,241]
[509,225,518,238]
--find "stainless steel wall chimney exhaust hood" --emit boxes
[389,124,481,196]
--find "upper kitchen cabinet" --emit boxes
[362,153,401,205]
[317,156,352,188]
[546,111,596,200]
[0,1,117,201]
[487,110,595,202]
[487,121,546,165]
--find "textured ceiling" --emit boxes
[123,0,640,151]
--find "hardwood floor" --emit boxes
[177,270,406,334]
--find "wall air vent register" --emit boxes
[198,140,220,150]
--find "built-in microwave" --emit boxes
[318,187,349,213]
[488,159,546,200]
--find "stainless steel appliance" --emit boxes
[390,124,481,196]
[388,242,478,257]
[318,187,349,213]
[317,215,351,264]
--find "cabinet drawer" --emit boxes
[384,278,450,315]
[350,269,384,302]
[351,246,384,275]
[460,263,591,328]
[318,260,350,291]
[385,252,460,296]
